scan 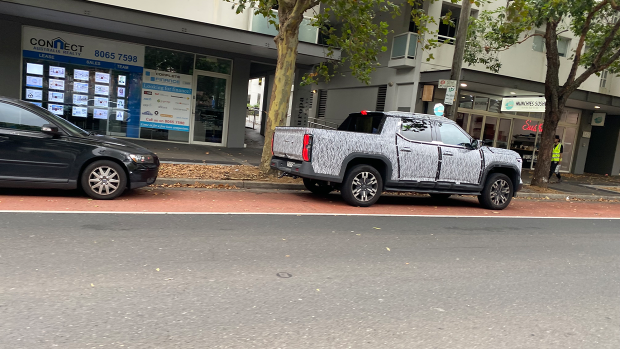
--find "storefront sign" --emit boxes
[522,119,543,132]
[140,69,193,132]
[501,97,546,112]
[22,27,145,72]
[592,112,606,126]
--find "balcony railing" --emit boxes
[251,10,318,44]
[391,32,418,59]
[438,34,456,45]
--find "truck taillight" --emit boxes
[302,134,313,162]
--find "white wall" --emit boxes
[88,0,253,30]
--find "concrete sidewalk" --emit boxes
[129,128,264,166]
[521,170,620,197]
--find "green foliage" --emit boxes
[465,0,620,76]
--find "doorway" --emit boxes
[190,71,230,145]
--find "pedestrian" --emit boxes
[549,135,563,183]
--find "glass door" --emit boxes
[495,118,512,149]
[191,72,230,145]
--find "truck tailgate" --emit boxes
[272,127,311,161]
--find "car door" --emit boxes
[397,117,440,183]
[0,102,76,183]
[436,122,483,184]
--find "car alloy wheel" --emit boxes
[351,171,378,202]
[89,166,121,196]
[489,178,510,206]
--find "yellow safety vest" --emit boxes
[552,143,562,162]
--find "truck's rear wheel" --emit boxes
[478,173,513,210]
[341,165,382,207]
[303,178,333,196]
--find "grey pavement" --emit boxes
[128,128,264,166]
[1,213,619,348]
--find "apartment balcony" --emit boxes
[251,10,319,44]
[388,32,418,69]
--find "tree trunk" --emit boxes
[259,10,304,174]
[531,21,562,188]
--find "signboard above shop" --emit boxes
[22,26,145,72]
[501,97,546,112]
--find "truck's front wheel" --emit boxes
[341,165,383,207]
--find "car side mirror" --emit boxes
[470,139,481,150]
[41,124,60,136]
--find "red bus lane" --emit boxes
[1,188,619,218]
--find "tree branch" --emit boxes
[565,10,620,97]
[564,0,608,90]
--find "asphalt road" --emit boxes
[0,213,618,349]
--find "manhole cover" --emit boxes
[276,272,292,278]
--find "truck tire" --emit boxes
[478,173,513,210]
[341,164,383,207]
[303,178,333,196]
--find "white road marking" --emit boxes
[0,210,618,219]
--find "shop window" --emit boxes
[473,97,489,111]
[144,47,195,75]
[196,55,232,75]
[468,115,483,139]
[488,98,502,113]
[455,112,469,130]
[482,116,497,146]
[511,119,540,168]
[459,94,473,109]
[496,118,512,149]
[401,118,432,142]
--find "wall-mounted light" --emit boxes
[594,106,601,109]
[510,92,516,95]
[311,90,318,94]
[460,83,467,87]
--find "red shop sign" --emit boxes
[522,119,543,132]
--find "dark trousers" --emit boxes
[549,161,561,180]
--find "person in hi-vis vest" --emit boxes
[549,135,563,183]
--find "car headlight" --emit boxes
[130,154,155,164]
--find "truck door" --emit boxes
[436,123,482,184]
[397,118,440,182]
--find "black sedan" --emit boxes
[0,97,159,199]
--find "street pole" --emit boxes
[444,0,472,120]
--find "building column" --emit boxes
[260,74,274,136]
[227,57,251,148]
[572,110,593,174]
[290,68,314,127]
[0,19,22,99]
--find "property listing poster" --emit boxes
[140,69,192,132]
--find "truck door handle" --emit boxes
[401,147,412,153]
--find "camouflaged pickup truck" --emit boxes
[271,111,523,210]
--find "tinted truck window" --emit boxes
[338,114,385,134]
[401,118,432,142]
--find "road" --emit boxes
[1,213,619,348]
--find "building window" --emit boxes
[144,47,195,74]
[532,34,570,57]
[438,4,459,44]
[195,55,232,75]
[600,70,609,88]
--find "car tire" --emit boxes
[430,193,451,200]
[478,173,513,210]
[341,164,383,207]
[303,178,333,196]
[81,160,127,200]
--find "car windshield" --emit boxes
[35,106,90,137]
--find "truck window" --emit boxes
[438,123,472,147]
[401,118,432,142]
[338,115,385,134]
